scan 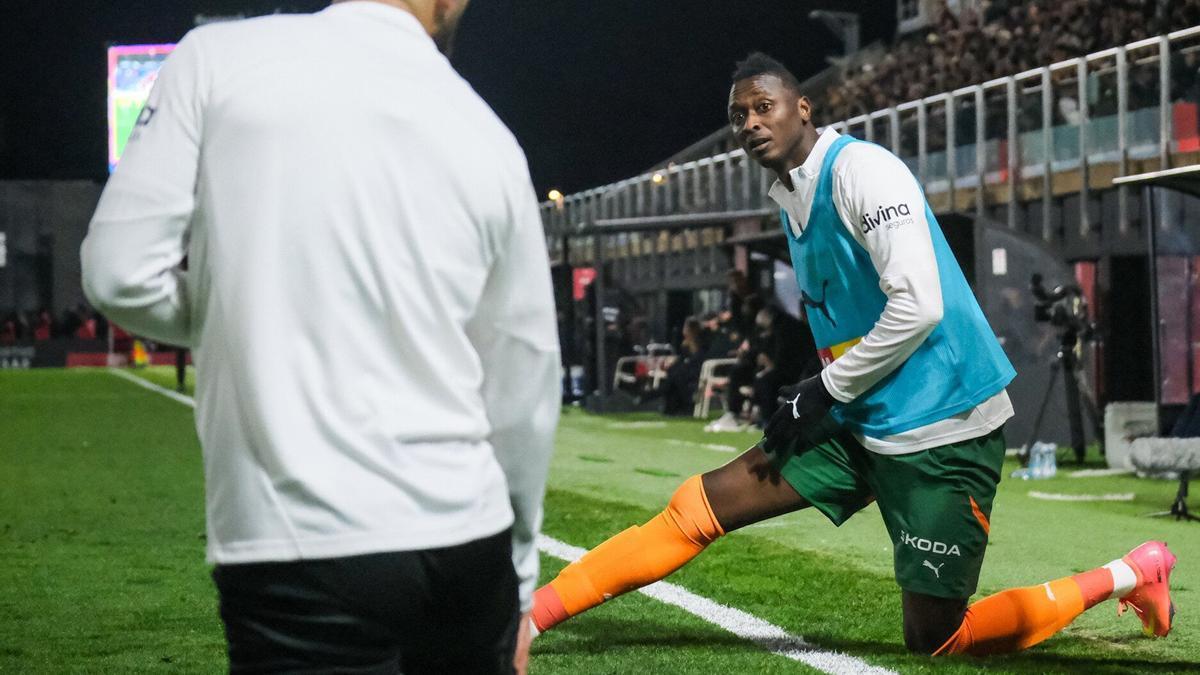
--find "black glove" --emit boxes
[762,374,836,449]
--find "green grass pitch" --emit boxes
[1,367,1198,673]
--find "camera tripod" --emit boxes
[1022,330,1105,465]
[1146,471,1200,523]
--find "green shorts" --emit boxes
[766,420,1006,599]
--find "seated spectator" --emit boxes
[724,269,761,344]
[60,307,82,338]
[708,331,760,431]
[33,310,52,341]
[604,313,635,392]
[76,316,97,340]
[749,306,820,428]
[714,274,767,426]
[0,314,17,345]
[72,303,106,340]
[708,305,821,431]
[15,312,31,341]
[642,317,709,416]
[700,311,736,360]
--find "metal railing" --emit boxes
[542,26,1200,253]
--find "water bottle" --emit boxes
[1028,442,1058,479]
[1041,443,1057,478]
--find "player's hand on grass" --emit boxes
[762,374,835,448]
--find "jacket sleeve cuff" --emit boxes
[820,367,855,404]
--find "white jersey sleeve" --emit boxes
[465,171,561,613]
[81,34,207,347]
[821,144,944,402]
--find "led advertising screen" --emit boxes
[107,43,176,171]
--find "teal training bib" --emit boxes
[781,135,1014,437]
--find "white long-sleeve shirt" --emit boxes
[769,128,1012,454]
[81,3,559,611]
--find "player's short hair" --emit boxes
[731,52,803,96]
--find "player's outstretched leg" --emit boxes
[530,445,808,633]
[930,541,1177,655]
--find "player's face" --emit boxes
[728,75,809,170]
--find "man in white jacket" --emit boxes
[81,1,560,672]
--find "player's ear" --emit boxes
[433,0,469,28]
[431,0,470,55]
[797,96,812,124]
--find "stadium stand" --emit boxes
[825,0,1200,124]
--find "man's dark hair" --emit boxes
[731,52,803,95]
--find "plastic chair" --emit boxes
[693,358,740,418]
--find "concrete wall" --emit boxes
[0,180,102,314]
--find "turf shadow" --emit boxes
[532,616,755,655]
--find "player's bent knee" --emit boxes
[904,629,954,655]
[662,475,725,548]
[902,592,967,655]
[903,614,963,655]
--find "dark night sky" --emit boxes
[0,1,895,196]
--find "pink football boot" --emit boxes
[1117,541,1177,638]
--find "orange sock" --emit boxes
[531,474,724,632]
[935,566,1121,655]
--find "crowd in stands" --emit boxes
[822,0,1200,126]
[617,270,820,429]
[0,305,107,345]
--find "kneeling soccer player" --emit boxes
[530,53,1176,655]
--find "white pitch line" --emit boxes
[537,534,895,675]
[665,438,741,453]
[108,368,195,408]
[1068,467,1134,479]
[1028,491,1135,502]
[742,520,801,530]
[113,370,892,674]
[607,421,668,430]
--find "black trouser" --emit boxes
[213,528,519,674]
[752,368,788,426]
[726,353,757,417]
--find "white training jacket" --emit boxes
[769,128,1012,454]
[81,3,560,612]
